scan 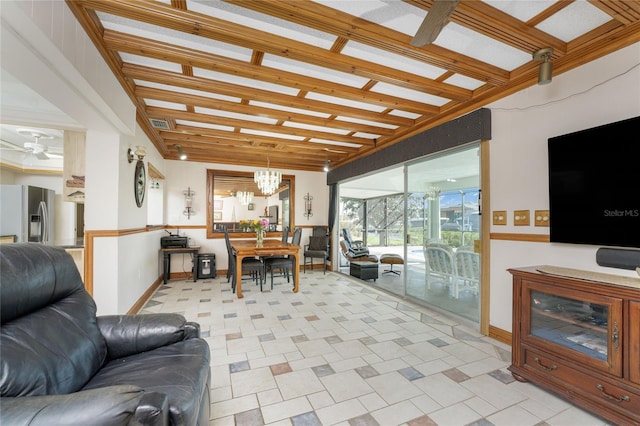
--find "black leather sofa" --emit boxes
[0,244,211,425]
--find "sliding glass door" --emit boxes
[405,146,481,322]
[338,144,481,324]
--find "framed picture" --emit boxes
[213,200,223,210]
[213,211,222,220]
[247,203,254,211]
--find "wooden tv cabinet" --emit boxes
[508,266,640,425]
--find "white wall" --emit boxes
[2,1,164,315]
[488,42,640,331]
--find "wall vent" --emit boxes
[149,119,170,130]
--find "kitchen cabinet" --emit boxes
[508,266,640,425]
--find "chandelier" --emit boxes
[236,191,253,206]
[254,158,282,195]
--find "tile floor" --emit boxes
[141,271,610,426]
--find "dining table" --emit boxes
[230,239,301,298]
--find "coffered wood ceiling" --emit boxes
[66,0,640,172]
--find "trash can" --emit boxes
[196,253,216,279]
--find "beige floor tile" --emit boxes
[209,394,259,420]
[366,371,423,405]
[274,369,325,400]
[260,396,313,424]
[145,274,607,426]
[230,366,277,397]
[315,398,368,425]
[371,400,425,425]
[320,370,375,402]
[486,404,545,426]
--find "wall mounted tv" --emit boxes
[547,116,640,248]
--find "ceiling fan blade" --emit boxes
[411,0,461,47]
[35,152,49,160]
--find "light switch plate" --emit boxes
[493,210,507,225]
[535,210,550,227]
[514,210,530,226]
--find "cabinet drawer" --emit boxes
[523,348,640,419]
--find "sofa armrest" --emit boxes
[97,313,200,360]
[184,321,201,339]
[0,385,168,426]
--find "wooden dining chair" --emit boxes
[264,227,301,290]
[223,226,264,292]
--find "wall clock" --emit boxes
[134,159,146,207]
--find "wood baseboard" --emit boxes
[130,276,163,314]
[488,325,511,346]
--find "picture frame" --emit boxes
[213,200,223,210]
[213,211,222,220]
[247,203,254,211]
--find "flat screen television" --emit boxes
[547,116,640,248]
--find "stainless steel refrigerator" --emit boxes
[1,185,55,244]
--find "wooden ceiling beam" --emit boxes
[146,106,374,146]
[104,30,456,110]
[162,127,362,154]
[136,86,397,136]
[224,0,510,85]
[588,0,640,25]
[122,63,436,119]
[78,0,483,95]
[406,0,567,55]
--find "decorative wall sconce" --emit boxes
[183,187,195,219]
[533,47,554,85]
[127,146,147,163]
[304,192,313,219]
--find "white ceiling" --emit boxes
[0,69,75,170]
[339,145,479,199]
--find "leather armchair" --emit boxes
[0,244,211,426]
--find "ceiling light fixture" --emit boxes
[323,160,331,172]
[533,47,554,85]
[175,144,187,160]
[254,157,281,195]
[236,191,254,206]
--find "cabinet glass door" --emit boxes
[524,281,622,375]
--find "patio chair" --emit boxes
[341,228,370,258]
[454,248,480,298]
[424,243,456,296]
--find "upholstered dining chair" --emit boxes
[223,226,264,292]
[264,227,302,289]
[260,226,288,282]
[303,227,329,274]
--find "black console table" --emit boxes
[160,247,199,284]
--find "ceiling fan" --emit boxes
[24,137,51,160]
[18,129,62,160]
[411,0,461,47]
